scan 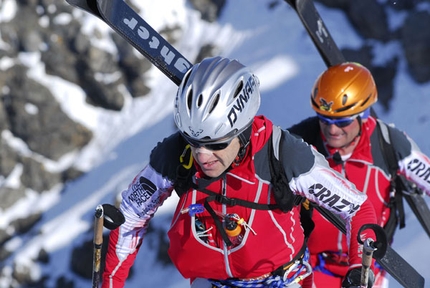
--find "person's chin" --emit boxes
[327,136,344,144]
[202,167,223,178]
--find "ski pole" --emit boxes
[92,204,104,288]
[92,203,126,288]
[360,238,378,288]
[357,224,388,288]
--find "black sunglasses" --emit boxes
[317,113,359,128]
[184,136,233,151]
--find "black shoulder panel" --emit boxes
[149,131,188,183]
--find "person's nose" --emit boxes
[327,123,340,133]
[194,147,214,162]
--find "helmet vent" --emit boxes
[197,94,203,107]
[233,81,243,99]
[336,104,356,113]
[361,94,371,106]
[313,88,318,99]
[187,88,193,110]
[208,93,220,114]
[342,94,348,105]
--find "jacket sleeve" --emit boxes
[278,128,377,268]
[102,132,184,287]
[387,124,430,196]
[101,164,174,287]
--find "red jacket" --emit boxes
[103,116,377,287]
[167,119,305,279]
[308,117,389,277]
[288,115,430,279]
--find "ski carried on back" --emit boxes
[66,0,191,85]
[66,0,425,286]
[283,0,345,67]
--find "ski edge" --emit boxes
[66,0,102,19]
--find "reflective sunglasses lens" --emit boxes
[317,114,355,128]
[204,142,230,151]
[183,135,231,151]
[318,118,331,126]
[335,119,354,128]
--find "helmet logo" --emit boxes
[227,76,257,127]
[344,65,354,72]
[188,127,203,137]
[319,98,333,111]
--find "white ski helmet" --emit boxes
[174,56,261,144]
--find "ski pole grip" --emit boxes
[102,203,125,230]
[361,238,377,287]
[357,223,387,259]
[94,205,104,246]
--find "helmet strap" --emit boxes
[238,124,253,147]
[357,116,363,134]
[234,124,253,165]
[234,146,248,166]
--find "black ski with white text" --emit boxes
[66,0,191,85]
[66,0,425,287]
[283,0,427,287]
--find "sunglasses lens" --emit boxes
[319,118,331,126]
[317,114,355,128]
[183,135,231,151]
[204,142,230,151]
[335,120,354,128]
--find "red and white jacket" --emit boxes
[288,115,430,280]
[102,116,377,287]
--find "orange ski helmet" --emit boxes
[311,62,378,117]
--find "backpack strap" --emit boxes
[193,182,280,210]
[269,127,314,237]
[376,120,406,241]
[268,128,304,212]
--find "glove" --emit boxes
[341,268,375,288]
